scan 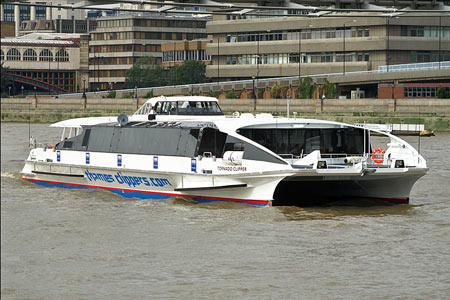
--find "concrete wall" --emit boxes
[2,98,450,115]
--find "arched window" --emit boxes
[23,49,37,61]
[7,48,21,61]
[0,50,4,61]
[55,49,69,62]
[39,49,53,61]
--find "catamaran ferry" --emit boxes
[21,96,428,206]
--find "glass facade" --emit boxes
[404,86,450,98]
[225,51,370,65]
[163,49,210,63]
[226,27,370,43]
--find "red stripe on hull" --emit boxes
[22,178,271,206]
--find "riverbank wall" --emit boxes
[2,97,450,131]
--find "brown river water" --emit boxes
[1,123,450,300]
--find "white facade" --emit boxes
[1,1,86,37]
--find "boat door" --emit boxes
[195,127,227,173]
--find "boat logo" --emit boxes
[84,170,172,188]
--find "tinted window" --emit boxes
[66,126,199,157]
[197,128,227,158]
[238,128,369,156]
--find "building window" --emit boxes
[7,48,21,61]
[36,2,46,20]
[411,26,424,37]
[416,51,431,63]
[39,49,53,61]
[23,49,37,61]
[55,49,69,62]
[404,86,440,98]
[19,5,30,22]
[0,50,4,61]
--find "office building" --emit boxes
[1,33,89,94]
[206,14,450,81]
[161,39,211,68]
[0,1,86,37]
[89,14,209,90]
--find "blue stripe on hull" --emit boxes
[24,178,270,207]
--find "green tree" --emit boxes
[1,63,12,95]
[125,57,166,88]
[323,78,338,99]
[168,60,207,85]
[298,77,313,99]
[225,90,238,99]
[271,82,281,99]
[437,86,450,99]
[107,90,116,98]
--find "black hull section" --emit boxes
[271,175,421,207]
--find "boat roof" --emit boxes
[50,116,119,128]
[144,96,219,107]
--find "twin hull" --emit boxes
[22,155,426,206]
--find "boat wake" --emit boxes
[1,171,21,179]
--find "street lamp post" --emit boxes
[97,55,101,90]
[252,75,257,111]
[82,79,86,99]
[343,20,356,75]
[298,29,301,81]
[34,86,37,100]
[134,86,138,99]
[257,32,260,81]
[286,94,291,119]
[217,35,220,83]
[439,16,442,69]
[21,85,24,95]
[8,86,11,97]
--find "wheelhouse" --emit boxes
[134,96,224,117]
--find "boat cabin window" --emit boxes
[197,128,227,158]
[177,101,223,115]
[154,101,177,115]
[134,103,153,115]
[237,128,370,156]
[153,101,223,116]
[56,126,199,157]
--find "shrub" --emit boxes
[225,91,238,99]
[323,78,338,99]
[257,88,265,99]
[437,86,450,99]
[123,92,134,98]
[107,90,116,98]
[1,92,9,98]
[298,77,313,99]
[208,91,221,98]
[146,90,154,98]
[281,86,289,98]
[271,83,281,99]
[14,94,26,98]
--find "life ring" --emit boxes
[371,148,385,164]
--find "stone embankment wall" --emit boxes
[2,97,450,114]
[2,97,450,131]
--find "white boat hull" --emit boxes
[22,161,426,206]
